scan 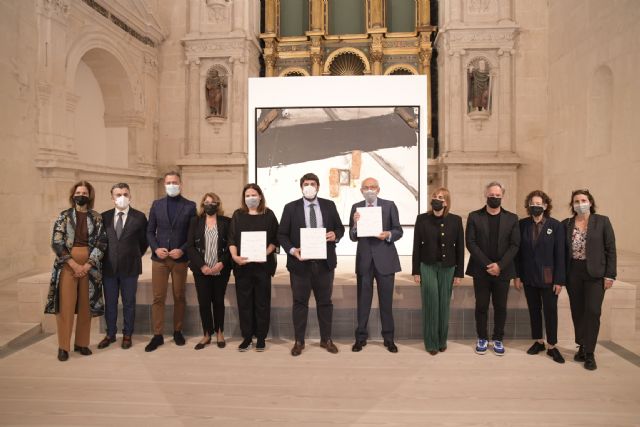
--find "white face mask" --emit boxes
[362,190,377,204]
[245,196,260,209]
[165,184,180,197]
[573,202,591,215]
[115,195,130,210]
[302,185,317,200]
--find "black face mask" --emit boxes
[529,206,544,217]
[204,204,218,216]
[486,197,502,209]
[74,195,89,207]
[431,199,444,212]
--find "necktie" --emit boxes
[309,203,317,228]
[116,212,124,239]
[368,203,373,207]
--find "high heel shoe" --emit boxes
[194,337,211,350]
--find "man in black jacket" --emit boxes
[466,181,520,356]
[278,173,345,356]
[99,183,148,350]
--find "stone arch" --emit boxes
[65,30,142,168]
[586,64,614,157]
[323,47,371,75]
[384,64,419,75]
[279,66,310,77]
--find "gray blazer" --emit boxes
[348,198,403,276]
[562,214,616,280]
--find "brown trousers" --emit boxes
[56,247,91,352]
[151,259,188,335]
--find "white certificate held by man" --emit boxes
[241,231,267,262]
[300,227,327,260]
[356,206,383,237]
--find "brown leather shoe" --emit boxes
[122,336,132,349]
[320,339,339,354]
[97,335,115,349]
[290,341,305,356]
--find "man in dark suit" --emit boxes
[278,173,345,356]
[348,177,403,353]
[98,183,148,350]
[466,181,520,356]
[145,171,197,352]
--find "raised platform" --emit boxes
[17,256,637,341]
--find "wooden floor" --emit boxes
[1,335,639,426]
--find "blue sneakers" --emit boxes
[475,339,488,354]
[492,340,505,356]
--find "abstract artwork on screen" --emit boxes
[255,106,420,225]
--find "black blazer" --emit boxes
[186,215,232,277]
[348,198,403,276]
[412,212,465,278]
[465,207,521,280]
[147,195,197,263]
[278,197,345,275]
[515,216,566,288]
[101,208,149,277]
[562,214,616,279]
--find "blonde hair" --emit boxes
[197,192,224,217]
[429,187,451,216]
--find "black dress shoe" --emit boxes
[238,338,253,352]
[584,353,597,370]
[574,345,585,362]
[439,346,447,352]
[73,345,92,356]
[57,349,69,362]
[256,338,266,352]
[428,350,438,355]
[217,340,226,349]
[384,340,398,353]
[320,339,339,354]
[145,334,164,352]
[527,341,546,355]
[352,340,367,352]
[194,337,211,350]
[547,347,565,364]
[291,341,305,356]
[173,331,186,346]
[97,335,116,349]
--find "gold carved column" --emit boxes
[261,0,278,76]
[307,0,326,76]
[368,0,385,76]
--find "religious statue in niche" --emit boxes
[205,69,227,118]
[467,59,492,113]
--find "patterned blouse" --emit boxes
[204,225,219,269]
[571,227,587,260]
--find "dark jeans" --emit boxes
[103,275,138,338]
[194,273,229,336]
[473,276,510,341]
[524,285,558,345]
[290,262,334,343]
[355,260,395,341]
[566,260,605,353]
[234,263,272,340]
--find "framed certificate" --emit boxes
[356,206,383,237]
[241,231,267,262]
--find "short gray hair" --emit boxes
[485,181,505,195]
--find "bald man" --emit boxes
[349,178,403,353]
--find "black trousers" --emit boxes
[355,260,395,341]
[523,285,558,345]
[473,276,510,341]
[234,263,272,340]
[194,273,229,336]
[290,262,334,343]
[566,260,605,353]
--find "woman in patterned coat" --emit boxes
[45,180,107,361]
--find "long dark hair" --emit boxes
[570,189,597,215]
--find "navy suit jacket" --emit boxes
[102,207,149,277]
[348,198,402,275]
[465,206,521,280]
[278,197,345,275]
[147,195,197,263]
[515,216,566,288]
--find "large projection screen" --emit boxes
[248,75,428,256]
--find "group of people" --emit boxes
[45,173,616,371]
